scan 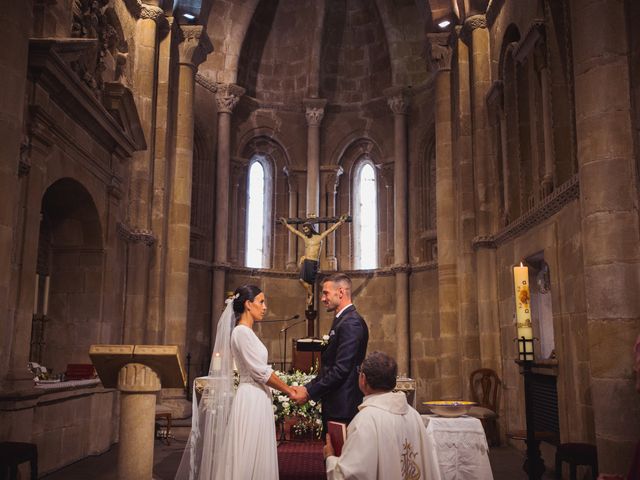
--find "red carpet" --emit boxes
[277,440,326,480]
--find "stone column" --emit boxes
[124,3,164,344]
[211,82,244,343]
[571,0,640,470]
[454,29,480,394]
[428,32,461,399]
[117,363,161,480]
[146,16,174,345]
[323,166,343,271]
[304,98,327,217]
[536,47,556,197]
[164,25,211,350]
[0,0,32,385]
[385,86,411,375]
[465,16,501,372]
[284,167,300,271]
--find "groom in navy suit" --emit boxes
[292,273,369,431]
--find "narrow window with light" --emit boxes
[246,159,266,268]
[353,159,378,269]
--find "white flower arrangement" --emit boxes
[271,369,322,439]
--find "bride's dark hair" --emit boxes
[232,285,262,318]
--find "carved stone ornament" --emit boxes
[459,14,487,45]
[384,87,410,115]
[70,0,130,95]
[138,1,164,21]
[195,73,218,94]
[116,221,156,246]
[177,25,213,69]
[305,107,325,126]
[472,175,579,250]
[215,83,245,113]
[426,32,454,73]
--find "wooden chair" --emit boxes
[555,443,598,480]
[469,368,501,446]
[0,442,38,480]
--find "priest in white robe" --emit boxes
[324,351,434,480]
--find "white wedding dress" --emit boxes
[215,324,279,479]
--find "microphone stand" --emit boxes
[282,318,306,372]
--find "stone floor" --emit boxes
[41,425,557,480]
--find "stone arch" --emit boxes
[333,137,389,269]
[33,177,104,375]
[232,134,290,268]
[411,130,437,263]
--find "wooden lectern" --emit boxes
[89,345,185,480]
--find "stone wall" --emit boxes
[0,387,118,475]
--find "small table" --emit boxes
[421,415,494,480]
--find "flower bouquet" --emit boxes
[272,369,322,439]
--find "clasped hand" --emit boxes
[288,385,309,404]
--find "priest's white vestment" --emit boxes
[326,391,434,480]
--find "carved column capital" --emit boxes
[138,1,164,21]
[214,83,245,113]
[303,98,327,127]
[459,14,487,45]
[427,32,454,73]
[177,25,213,70]
[384,86,411,115]
[117,363,161,393]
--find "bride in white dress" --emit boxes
[175,285,296,480]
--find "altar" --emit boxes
[421,414,494,480]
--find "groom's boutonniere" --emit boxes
[321,334,331,346]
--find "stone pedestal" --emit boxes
[117,363,161,480]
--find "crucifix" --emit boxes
[279,214,351,334]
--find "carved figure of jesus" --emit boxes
[279,214,349,306]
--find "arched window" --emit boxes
[246,158,267,268]
[353,159,378,269]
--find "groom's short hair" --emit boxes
[361,351,397,391]
[322,273,352,291]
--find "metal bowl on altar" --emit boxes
[423,400,476,417]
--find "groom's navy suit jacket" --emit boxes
[306,305,369,424]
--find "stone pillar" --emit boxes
[211,82,244,343]
[284,167,300,271]
[571,0,640,470]
[428,32,461,399]
[385,86,411,375]
[117,363,161,480]
[164,25,211,351]
[454,29,480,393]
[466,16,501,372]
[124,4,164,344]
[146,16,174,344]
[323,166,343,271]
[304,98,327,217]
[0,0,32,385]
[536,49,556,197]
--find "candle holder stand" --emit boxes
[515,336,545,480]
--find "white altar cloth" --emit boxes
[421,414,494,480]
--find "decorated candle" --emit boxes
[513,263,533,360]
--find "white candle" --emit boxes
[43,275,50,316]
[212,352,221,370]
[513,263,533,360]
[33,274,39,315]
